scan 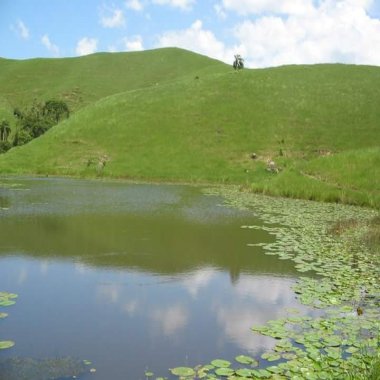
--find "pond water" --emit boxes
[0,178,314,379]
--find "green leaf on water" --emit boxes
[0,340,15,349]
[6,293,18,299]
[210,359,231,368]
[235,355,257,365]
[266,365,282,374]
[282,353,297,360]
[215,367,234,377]
[170,367,195,377]
[345,346,359,354]
[0,299,16,307]
[235,368,253,377]
[261,352,281,362]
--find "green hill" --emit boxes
[0,48,379,208]
[0,48,227,115]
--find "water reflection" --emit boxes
[152,304,189,337]
[181,268,217,298]
[215,275,307,354]
[0,178,312,380]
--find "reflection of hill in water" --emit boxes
[0,178,298,277]
[0,212,297,277]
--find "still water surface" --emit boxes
[0,178,310,379]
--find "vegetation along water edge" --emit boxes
[148,186,379,379]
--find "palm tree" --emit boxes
[0,120,11,142]
[233,54,244,70]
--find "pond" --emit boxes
[0,178,317,379]
[1,178,378,380]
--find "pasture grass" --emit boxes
[0,49,379,208]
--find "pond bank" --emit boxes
[163,186,380,379]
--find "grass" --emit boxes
[365,215,380,252]
[345,352,380,380]
[0,48,227,114]
[0,48,379,208]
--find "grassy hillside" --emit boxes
[0,49,379,208]
[0,48,228,114]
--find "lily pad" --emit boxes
[0,299,16,307]
[0,341,15,349]
[210,359,231,368]
[235,368,253,377]
[261,352,281,362]
[214,367,234,376]
[235,355,257,365]
[170,367,195,377]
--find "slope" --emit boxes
[0,47,229,115]
[0,61,379,207]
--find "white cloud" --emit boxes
[152,0,195,11]
[214,4,227,19]
[126,0,144,11]
[100,6,125,28]
[156,19,233,63]
[218,0,315,16]
[11,19,29,40]
[122,35,144,51]
[158,1,380,68]
[76,37,98,56]
[41,34,60,57]
[231,0,380,67]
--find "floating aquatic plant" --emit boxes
[0,356,90,380]
[0,340,15,349]
[161,187,379,379]
[170,367,196,376]
[0,291,18,350]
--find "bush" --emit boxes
[0,141,12,153]
[13,130,33,147]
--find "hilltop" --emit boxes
[0,48,227,118]
[0,48,379,208]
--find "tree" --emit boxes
[42,100,70,124]
[12,99,70,147]
[0,120,11,142]
[0,120,12,153]
[13,129,33,147]
[233,54,244,70]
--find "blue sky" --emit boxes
[1,0,380,67]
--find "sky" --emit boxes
[1,0,380,68]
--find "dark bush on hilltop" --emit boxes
[42,100,70,124]
[12,99,69,147]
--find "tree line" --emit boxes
[0,99,69,153]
